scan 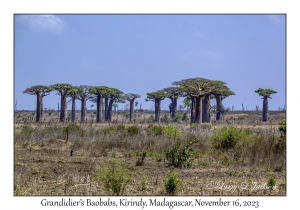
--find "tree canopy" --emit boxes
[255,88,277,98]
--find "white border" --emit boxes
[2,0,297,209]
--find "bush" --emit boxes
[147,124,164,136]
[126,126,140,136]
[163,125,182,139]
[200,123,212,130]
[165,139,198,168]
[172,113,181,122]
[164,172,180,195]
[94,158,132,196]
[210,126,252,151]
[278,120,286,137]
[267,175,276,190]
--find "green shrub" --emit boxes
[147,124,164,136]
[172,113,181,122]
[126,126,140,136]
[210,126,252,151]
[164,172,180,195]
[99,126,115,135]
[278,120,286,137]
[21,126,33,134]
[200,123,212,130]
[267,175,276,190]
[165,139,198,168]
[94,158,132,196]
[163,125,181,139]
[62,123,80,133]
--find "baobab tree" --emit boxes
[67,86,80,122]
[77,85,91,123]
[255,88,277,121]
[214,86,235,121]
[124,93,141,122]
[89,86,110,123]
[106,88,124,121]
[50,83,74,122]
[162,87,182,119]
[145,90,169,122]
[173,78,213,124]
[23,85,52,122]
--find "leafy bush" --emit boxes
[172,113,181,122]
[210,126,252,151]
[21,126,33,134]
[126,126,140,136]
[267,175,276,190]
[99,126,115,135]
[164,172,180,195]
[147,124,164,136]
[278,120,286,137]
[165,139,198,168]
[62,123,80,134]
[94,158,132,196]
[200,123,212,130]
[147,124,181,139]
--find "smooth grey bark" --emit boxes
[36,94,41,122]
[170,97,178,118]
[107,99,114,121]
[154,99,161,122]
[262,96,268,121]
[96,93,103,123]
[202,95,210,123]
[129,100,134,122]
[190,97,196,124]
[81,98,87,122]
[71,97,76,122]
[60,94,67,122]
[195,96,203,124]
[215,94,222,121]
[104,97,109,120]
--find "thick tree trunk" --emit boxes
[107,99,114,121]
[36,94,41,122]
[154,99,161,122]
[195,96,203,124]
[190,97,196,124]
[40,96,43,120]
[104,97,109,120]
[202,95,210,123]
[262,97,268,121]
[71,97,76,122]
[96,93,103,123]
[216,94,222,121]
[129,100,134,122]
[171,98,178,118]
[81,98,86,123]
[60,94,66,122]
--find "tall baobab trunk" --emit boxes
[60,94,66,122]
[154,99,161,122]
[202,95,210,123]
[262,96,268,121]
[171,97,178,118]
[81,99,87,123]
[104,97,109,120]
[190,97,196,124]
[215,94,222,121]
[195,96,203,124]
[71,97,76,122]
[96,94,103,123]
[129,100,134,122]
[106,99,114,121]
[40,96,43,120]
[36,94,41,122]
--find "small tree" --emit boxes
[23,85,52,122]
[255,88,277,121]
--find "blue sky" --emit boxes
[14,14,286,111]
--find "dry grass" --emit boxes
[14,111,286,196]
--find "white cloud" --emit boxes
[15,15,68,34]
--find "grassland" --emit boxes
[14,110,286,196]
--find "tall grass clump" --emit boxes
[94,158,132,196]
[164,171,180,195]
